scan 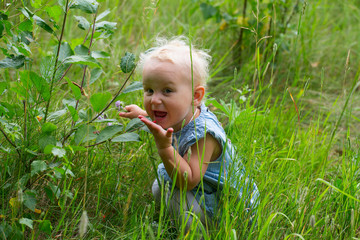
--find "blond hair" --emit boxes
[138,36,211,86]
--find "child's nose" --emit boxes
[150,93,161,105]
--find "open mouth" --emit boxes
[153,111,167,119]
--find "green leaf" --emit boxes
[67,105,79,122]
[23,191,36,211]
[19,7,34,19]
[0,22,3,39]
[200,3,219,20]
[66,78,82,100]
[89,68,103,85]
[42,122,57,133]
[96,124,123,143]
[63,98,76,108]
[125,118,144,131]
[38,134,56,151]
[44,145,55,155]
[39,220,52,235]
[79,108,93,121]
[18,42,32,55]
[21,71,51,101]
[18,19,33,32]
[0,81,6,95]
[33,15,55,35]
[206,98,230,116]
[121,81,143,94]
[90,92,112,112]
[91,51,110,59]
[0,222,14,239]
[40,55,55,83]
[120,52,135,73]
[95,21,117,31]
[0,102,14,118]
[20,30,34,45]
[51,183,61,197]
[18,174,30,189]
[93,118,117,123]
[97,9,110,21]
[63,55,100,68]
[10,82,28,100]
[25,148,37,156]
[19,218,33,229]
[66,145,87,153]
[74,44,89,55]
[0,11,8,20]
[58,42,74,62]
[46,5,62,22]
[48,109,67,121]
[112,132,140,143]
[46,182,61,200]
[0,55,25,69]
[70,0,99,14]
[74,15,90,30]
[31,160,48,176]
[51,147,66,158]
[31,0,44,8]
[74,124,97,145]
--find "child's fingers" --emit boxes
[119,111,133,119]
[139,116,166,135]
[165,128,173,138]
[138,115,158,129]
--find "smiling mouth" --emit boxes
[153,111,167,119]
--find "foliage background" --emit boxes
[0,0,360,239]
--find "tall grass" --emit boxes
[1,0,360,239]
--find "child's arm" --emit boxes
[139,115,221,191]
[119,104,148,119]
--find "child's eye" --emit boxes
[164,88,172,94]
[145,88,154,94]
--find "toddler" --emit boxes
[119,36,259,234]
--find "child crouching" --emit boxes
[119,36,260,236]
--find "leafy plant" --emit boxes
[0,0,142,237]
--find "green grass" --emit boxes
[1,0,360,239]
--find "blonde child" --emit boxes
[119,36,259,234]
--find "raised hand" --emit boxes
[119,104,148,119]
[138,115,173,150]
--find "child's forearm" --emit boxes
[158,146,197,190]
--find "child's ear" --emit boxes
[193,85,205,106]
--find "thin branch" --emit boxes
[0,125,21,157]
[72,9,98,129]
[236,0,248,67]
[55,17,96,87]
[88,66,137,124]
[23,100,27,144]
[44,0,70,122]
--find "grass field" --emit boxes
[0,0,360,239]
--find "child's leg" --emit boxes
[152,179,207,233]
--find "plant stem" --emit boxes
[44,0,70,122]
[72,9,98,129]
[236,0,248,67]
[88,66,136,124]
[23,100,27,145]
[0,126,21,158]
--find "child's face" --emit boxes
[143,59,195,132]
